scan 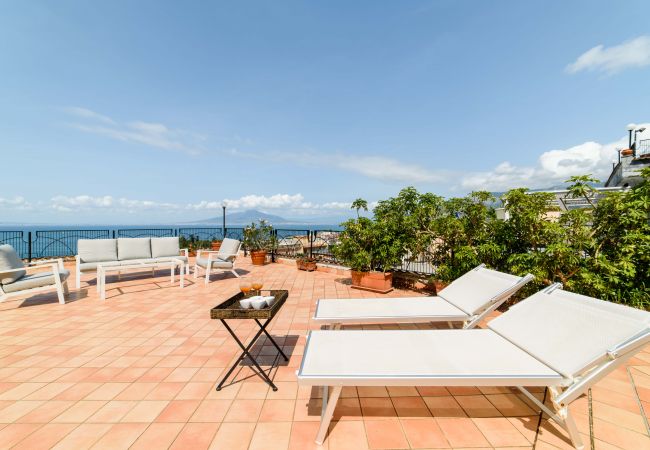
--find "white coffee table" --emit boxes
[97,259,185,300]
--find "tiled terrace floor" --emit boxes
[0,257,648,449]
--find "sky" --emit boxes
[1,0,650,224]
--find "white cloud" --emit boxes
[259,150,449,184]
[51,195,180,213]
[459,124,650,191]
[64,107,204,155]
[47,193,358,215]
[566,36,650,75]
[0,196,31,210]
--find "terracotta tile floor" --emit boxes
[0,258,648,449]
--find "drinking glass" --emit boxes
[251,280,263,295]
[239,281,252,297]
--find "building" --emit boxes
[605,124,650,188]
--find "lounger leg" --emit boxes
[518,386,584,450]
[194,264,198,279]
[231,269,240,278]
[561,407,584,450]
[205,266,210,285]
[316,385,341,445]
[76,265,81,289]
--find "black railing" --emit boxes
[116,228,174,238]
[32,230,111,259]
[1,227,435,274]
[274,229,310,259]
[0,231,29,259]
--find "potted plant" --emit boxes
[243,220,275,266]
[332,200,404,293]
[296,254,317,271]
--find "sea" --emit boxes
[0,224,342,259]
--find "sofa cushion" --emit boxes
[117,238,152,261]
[78,239,117,263]
[2,269,70,293]
[0,244,26,285]
[151,237,180,258]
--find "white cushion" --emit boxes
[2,269,70,293]
[117,238,152,261]
[217,238,240,261]
[151,237,180,258]
[77,239,117,263]
[439,267,524,315]
[488,288,650,378]
[0,244,26,284]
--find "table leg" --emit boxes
[100,268,106,301]
[216,318,280,391]
[254,319,288,361]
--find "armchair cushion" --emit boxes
[0,244,26,285]
[217,238,241,262]
[196,256,233,269]
[78,239,117,263]
[151,237,180,258]
[2,269,70,293]
[117,238,152,261]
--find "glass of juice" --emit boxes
[251,280,263,295]
[239,281,252,297]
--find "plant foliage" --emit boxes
[334,170,650,309]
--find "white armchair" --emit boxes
[194,238,242,284]
[0,245,70,304]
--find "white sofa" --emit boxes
[75,237,189,288]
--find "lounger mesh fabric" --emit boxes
[299,330,561,384]
[217,238,240,261]
[488,289,650,378]
[439,268,523,315]
[314,297,468,323]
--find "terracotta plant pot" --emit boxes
[621,148,634,157]
[297,259,317,272]
[211,241,222,251]
[250,250,267,266]
[351,270,393,293]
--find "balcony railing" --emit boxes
[637,139,650,157]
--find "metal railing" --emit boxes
[1,226,436,274]
[637,139,650,157]
[116,228,174,238]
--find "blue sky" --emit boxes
[1,0,649,224]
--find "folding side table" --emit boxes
[210,290,289,391]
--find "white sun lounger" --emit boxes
[313,265,534,329]
[298,284,650,449]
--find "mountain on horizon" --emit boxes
[193,209,290,225]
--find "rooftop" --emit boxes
[0,258,648,449]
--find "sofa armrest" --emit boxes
[29,258,64,271]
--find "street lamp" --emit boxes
[221,201,227,237]
[627,123,636,148]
